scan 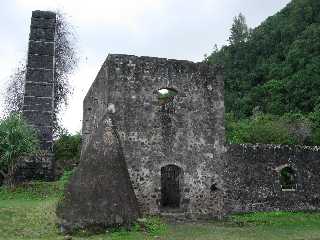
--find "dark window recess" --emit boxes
[280,167,296,190]
[210,183,218,192]
[161,165,182,208]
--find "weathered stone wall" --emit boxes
[225,144,320,213]
[82,54,320,217]
[20,10,56,181]
[82,54,226,217]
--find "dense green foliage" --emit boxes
[226,112,319,145]
[53,133,81,176]
[0,114,39,186]
[207,0,320,145]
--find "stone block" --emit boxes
[26,68,53,83]
[23,96,53,111]
[29,27,55,41]
[24,82,53,98]
[28,41,54,55]
[37,126,54,143]
[15,152,55,182]
[27,54,54,69]
[23,111,53,126]
[31,17,56,28]
[32,10,56,19]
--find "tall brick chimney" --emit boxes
[21,10,56,181]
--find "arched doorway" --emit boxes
[161,165,182,208]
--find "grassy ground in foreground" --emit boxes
[1,182,320,240]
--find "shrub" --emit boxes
[311,128,320,145]
[0,114,39,187]
[308,107,320,145]
[226,113,297,145]
[53,133,81,177]
[280,113,312,145]
[134,216,167,235]
[226,111,320,146]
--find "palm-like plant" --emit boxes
[0,114,39,187]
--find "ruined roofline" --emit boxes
[83,53,223,103]
[32,10,56,19]
[106,54,223,70]
[228,143,320,152]
[102,53,226,74]
[106,53,196,64]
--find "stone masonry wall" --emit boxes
[82,54,226,218]
[20,11,56,181]
[225,144,320,213]
[82,54,320,217]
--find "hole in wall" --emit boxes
[280,166,296,191]
[158,88,178,106]
[210,183,218,192]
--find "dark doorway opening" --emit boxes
[161,165,182,208]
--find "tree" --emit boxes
[228,13,250,45]
[206,0,320,119]
[0,114,39,187]
[53,12,78,133]
[226,113,298,145]
[4,63,26,115]
[4,11,78,133]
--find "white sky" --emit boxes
[0,0,291,133]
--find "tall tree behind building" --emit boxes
[207,0,320,119]
[228,13,250,45]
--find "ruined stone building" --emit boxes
[82,55,226,217]
[82,54,320,218]
[21,11,320,218]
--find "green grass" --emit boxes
[1,182,320,240]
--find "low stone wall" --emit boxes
[224,144,320,214]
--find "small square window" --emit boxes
[280,167,296,191]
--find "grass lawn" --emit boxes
[1,182,320,240]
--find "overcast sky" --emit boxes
[0,0,291,133]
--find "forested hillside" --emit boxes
[207,0,320,145]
